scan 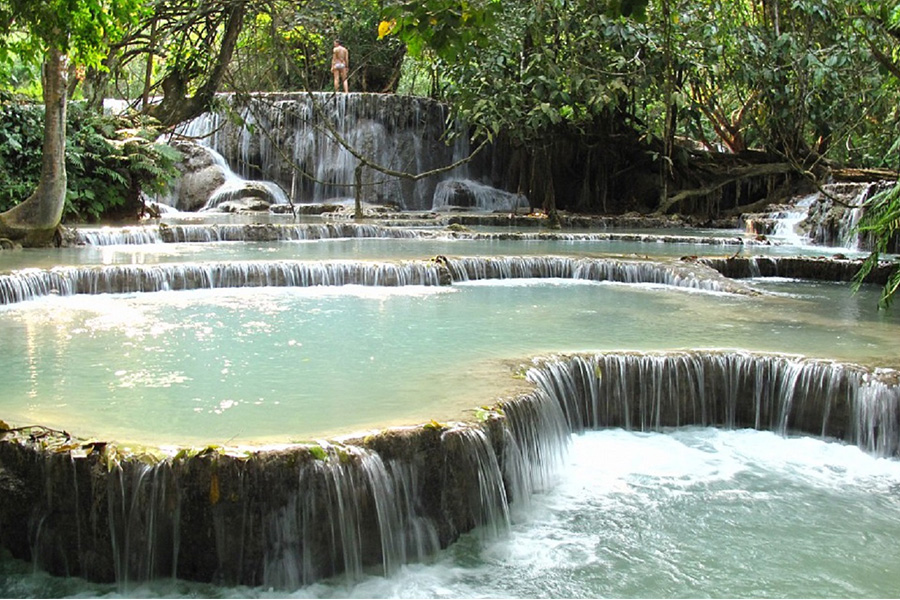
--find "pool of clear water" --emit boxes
[2,219,899,598]
[1,276,897,446]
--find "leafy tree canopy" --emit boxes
[0,0,146,68]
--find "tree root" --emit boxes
[658,161,795,215]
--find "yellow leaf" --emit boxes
[377,20,396,39]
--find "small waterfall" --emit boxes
[4,350,900,590]
[771,194,817,244]
[107,462,180,588]
[260,444,440,588]
[439,427,511,540]
[203,179,290,212]
[446,255,754,294]
[853,374,900,456]
[456,230,753,247]
[526,352,900,455]
[748,182,891,251]
[432,179,529,213]
[0,255,762,305]
[0,260,447,304]
[199,146,290,211]
[497,386,571,506]
[1,381,574,589]
[67,222,770,247]
[700,255,894,285]
[805,183,878,250]
[73,226,163,246]
[162,131,290,213]
[158,222,424,243]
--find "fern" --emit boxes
[881,266,900,309]
[0,98,181,221]
[854,182,900,308]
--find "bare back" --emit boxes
[332,45,349,72]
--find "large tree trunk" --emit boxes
[0,48,68,247]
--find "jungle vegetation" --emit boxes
[0,0,898,297]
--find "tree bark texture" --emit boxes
[0,47,68,246]
[146,2,245,128]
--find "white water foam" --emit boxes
[7,429,898,598]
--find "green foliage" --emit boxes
[378,0,899,173]
[0,0,146,70]
[854,183,900,308]
[0,95,180,222]
[381,0,500,62]
[334,0,408,92]
[0,92,43,207]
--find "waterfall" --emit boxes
[178,93,477,210]
[4,350,900,589]
[446,255,755,294]
[747,182,893,252]
[107,462,180,588]
[854,375,900,456]
[69,223,764,246]
[259,444,440,587]
[197,145,290,211]
[700,255,894,285]
[497,385,571,507]
[158,222,425,243]
[432,179,529,213]
[73,226,164,246]
[440,426,511,540]
[525,352,900,455]
[0,255,760,305]
[771,194,817,244]
[803,183,869,250]
[0,260,448,304]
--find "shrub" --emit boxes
[0,92,180,222]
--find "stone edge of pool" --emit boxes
[1,349,898,589]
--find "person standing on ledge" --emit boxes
[331,39,349,93]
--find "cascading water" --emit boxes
[5,349,900,596]
[71,221,767,247]
[431,179,529,213]
[106,462,180,588]
[525,352,891,450]
[176,93,499,210]
[3,116,900,597]
[744,181,894,252]
[0,259,447,304]
[73,225,164,246]
[0,254,760,305]
[771,193,817,244]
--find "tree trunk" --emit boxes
[0,47,68,246]
[146,2,245,128]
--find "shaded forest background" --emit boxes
[0,0,898,223]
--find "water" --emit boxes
[4,428,900,598]
[2,277,896,446]
[0,232,863,274]
[2,201,900,596]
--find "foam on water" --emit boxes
[314,429,900,599]
[5,429,899,598]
